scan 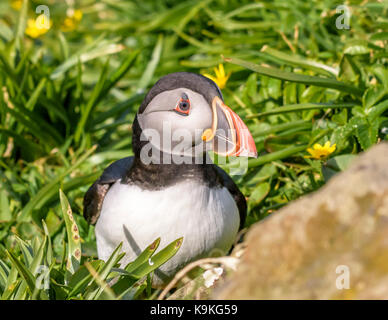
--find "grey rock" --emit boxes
[215,143,388,299]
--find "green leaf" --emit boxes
[363,86,387,110]
[15,0,28,50]
[352,117,379,151]
[74,50,138,142]
[370,32,388,41]
[338,54,361,83]
[224,56,363,96]
[322,154,357,181]
[261,46,338,77]
[248,103,356,118]
[29,236,47,276]
[5,251,36,296]
[0,190,12,222]
[110,238,161,298]
[344,40,370,55]
[42,221,52,266]
[112,236,182,298]
[102,50,139,97]
[0,20,13,42]
[367,99,388,122]
[59,190,81,275]
[25,78,47,111]
[91,93,144,126]
[129,237,183,279]
[0,128,44,160]
[249,182,270,206]
[14,236,33,268]
[84,263,117,300]
[84,243,124,300]
[330,122,355,151]
[3,102,62,149]
[245,144,308,168]
[74,59,110,143]
[125,238,160,273]
[67,260,103,298]
[50,40,125,80]
[136,35,163,91]
[0,260,10,293]
[1,265,19,300]
[19,145,97,220]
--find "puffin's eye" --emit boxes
[174,98,191,116]
[180,100,189,110]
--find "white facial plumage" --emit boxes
[137,88,213,158]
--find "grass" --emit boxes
[0,0,387,299]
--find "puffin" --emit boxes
[83,72,257,286]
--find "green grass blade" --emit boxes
[0,260,9,293]
[75,50,139,140]
[367,99,388,122]
[19,145,96,220]
[66,260,103,298]
[245,144,308,168]
[0,265,19,300]
[248,103,356,118]
[59,189,81,275]
[50,41,125,80]
[251,120,311,137]
[5,250,36,295]
[0,190,12,221]
[224,56,363,96]
[84,262,117,300]
[130,237,183,279]
[261,46,339,77]
[25,78,47,111]
[101,50,139,98]
[84,243,124,300]
[74,59,110,143]
[91,93,144,126]
[124,238,160,273]
[0,128,44,159]
[136,35,163,91]
[14,236,33,268]
[42,221,52,266]
[29,236,47,276]
[3,103,61,149]
[111,238,182,298]
[15,0,28,50]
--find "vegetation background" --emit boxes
[0,0,387,299]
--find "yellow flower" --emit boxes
[73,9,83,22]
[11,0,22,10]
[203,64,231,89]
[25,15,51,38]
[61,9,83,32]
[61,17,76,32]
[306,141,336,160]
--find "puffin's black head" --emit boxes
[138,72,223,114]
[132,72,257,160]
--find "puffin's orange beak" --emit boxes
[202,96,257,158]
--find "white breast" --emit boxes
[95,179,239,284]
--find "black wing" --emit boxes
[213,165,247,230]
[83,156,134,225]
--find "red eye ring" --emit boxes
[174,98,191,115]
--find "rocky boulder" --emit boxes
[215,143,388,299]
